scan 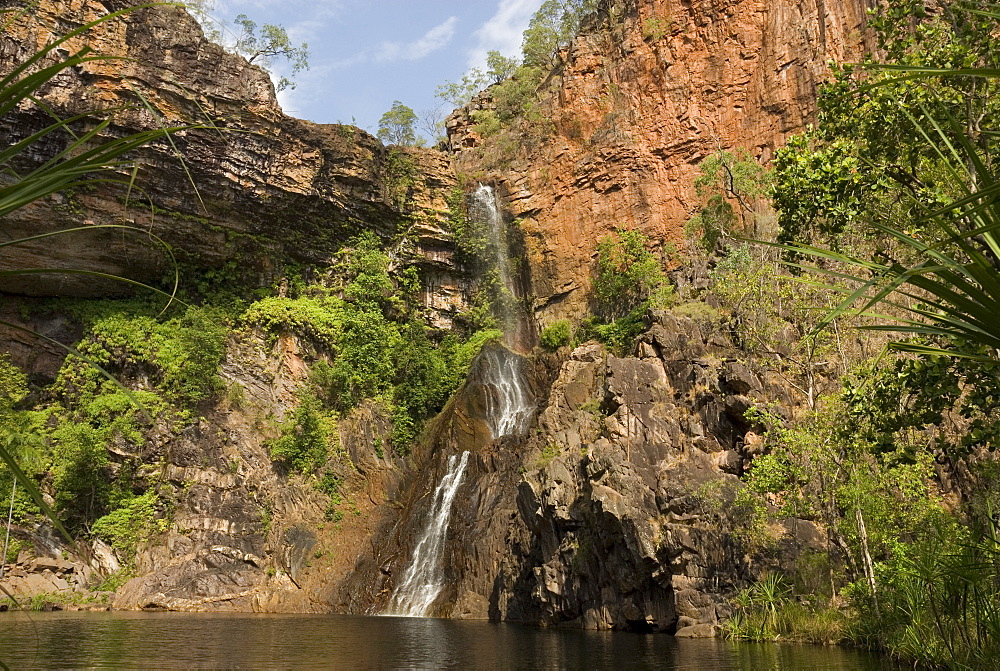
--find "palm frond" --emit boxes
[0,3,197,543]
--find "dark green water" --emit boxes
[0,612,896,669]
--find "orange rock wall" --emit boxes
[452,0,873,326]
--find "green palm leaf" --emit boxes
[0,4,199,544]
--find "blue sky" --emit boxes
[198,0,544,138]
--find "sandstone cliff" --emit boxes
[448,0,872,327]
[0,0,464,327]
[1,0,869,633]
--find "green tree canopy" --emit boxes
[233,14,309,92]
[522,0,596,68]
[593,228,665,319]
[435,51,522,109]
[486,50,520,84]
[377,101,419,146]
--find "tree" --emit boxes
[771,2,1000,363]
[233,14,309,92]
[486,50,520,84]
[522,0,596,68]
[435,51,521,109]
[377,101,419,146]
[184,0,221,40]
[436,69,488,108]
[593,228,665,319]
[420,107,448,146]
[771,1,1000,248]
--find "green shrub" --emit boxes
[577,310,646,356]
[49,423,112,529]
[846,517,1000,668]
[593,228,665,318]
[642,17,671,41]
[471,109,502,138]
[316,471,342,502]
[158,307,227,406]
[91,491,165,562]
[3,538,25,563]
[583,228,670,354]
[242,295,345,349]
[540,320,572,350]
[270,392,329,473]
[69,304,227,409]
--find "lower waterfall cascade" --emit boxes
[384,451,471,617]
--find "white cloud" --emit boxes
[374,17,458,63]
[467,0,542,70]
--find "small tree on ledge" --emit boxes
[234,14,309,92]
[377,101,420,146]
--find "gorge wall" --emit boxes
[2,0,869,633]
[0,0,465,327]
[449,0,873,325]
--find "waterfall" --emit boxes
[467,185,533,439]
[383,186,532,619]
[385,451,470,617]
[469,184,518,338]
[479,346,532,439]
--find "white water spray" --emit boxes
[385,451,471,617]
[479,346,532,439]
[383,186,533,618]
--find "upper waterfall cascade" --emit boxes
[469,184,518,340]
[469,184,534,440]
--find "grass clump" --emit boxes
[91,491,168,564]
[722,573,844,644]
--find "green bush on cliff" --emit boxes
[540,319,572,350]
[14,299,230,533]
[57,302,227,410]
[593,228,665,318]
[91,490,167,563]
[269,392,330,473]
[583,228,670,354]
[246,234,502,456]
[521,0,596,69]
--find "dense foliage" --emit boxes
[577,228,673,355]
[377,101,420,146]
[243,232,498,453]
[720,2,1000,667]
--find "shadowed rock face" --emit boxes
[335,315,823,634]
[0,0,463,327]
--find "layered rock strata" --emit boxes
[0,0,464,325]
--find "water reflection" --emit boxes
[0,611,898,669]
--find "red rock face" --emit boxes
[451,0,873,327]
